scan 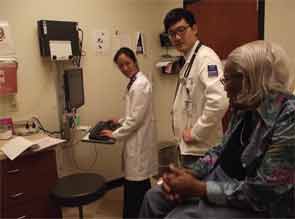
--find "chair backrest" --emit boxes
[158,142,180,167]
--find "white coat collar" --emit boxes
[127,71,143,91]
[184,40,200,63]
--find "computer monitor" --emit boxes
[64,68,85,112]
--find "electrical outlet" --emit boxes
[14,117,39,136]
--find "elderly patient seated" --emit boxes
[139,40,295,219]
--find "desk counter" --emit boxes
[0,133,62,160]
[0,133,62,218]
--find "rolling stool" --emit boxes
[50,173,106,219]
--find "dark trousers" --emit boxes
[123,178,151,219]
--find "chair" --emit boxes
[50,173,106,219]
[157,141,179,177]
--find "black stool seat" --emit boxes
[50,173,106,218]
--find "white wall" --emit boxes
[1,0,295,178]
[0,0,181,178]
[0,0,181,129]
[265,0,295,66]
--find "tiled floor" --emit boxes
[62,186,123,219]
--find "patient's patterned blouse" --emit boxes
[191,91,295,218]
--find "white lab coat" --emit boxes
[112,72,158,181]
[172,41,229,156]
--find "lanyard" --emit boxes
[127,72,138,91]
[171,42,202,136]
[173,42,202,103]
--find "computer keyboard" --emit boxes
[88,120,121,144]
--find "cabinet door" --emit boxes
[185,0,261,59]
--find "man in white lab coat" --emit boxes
[165,8,228,167]
[101,47,158,219]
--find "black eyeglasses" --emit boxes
[220,74,243,85]
[167,25,190,39]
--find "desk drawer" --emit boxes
[2,150,58,208]
[5,157,56,190]
[4,197,61,218]
[3,150,55,174]
[4,170,57,207]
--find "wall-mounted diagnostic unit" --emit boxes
[37,20,80,60]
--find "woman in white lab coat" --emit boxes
[101,47,158,219]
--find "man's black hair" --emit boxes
[164,8,196,32]
[113,47,138,65]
